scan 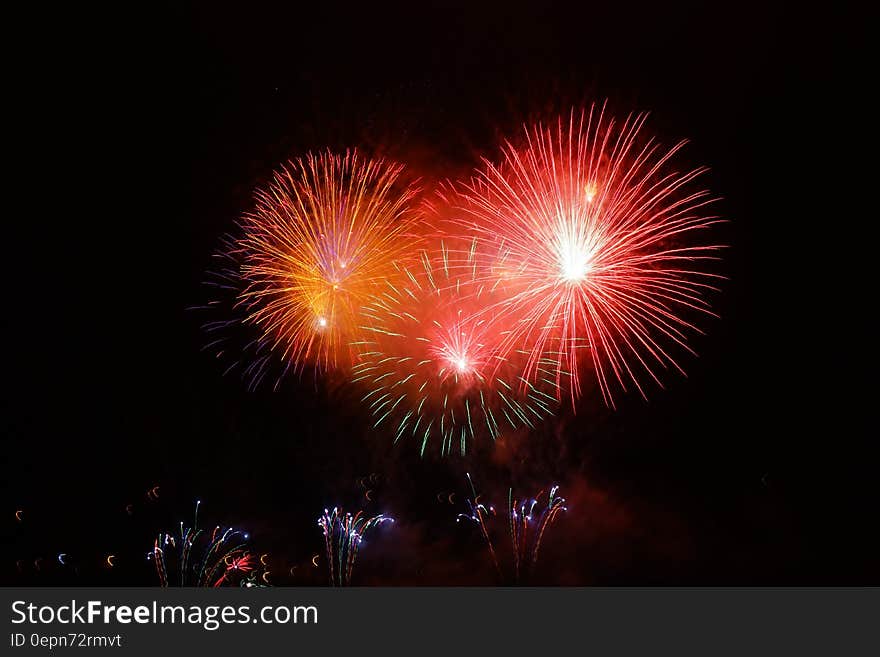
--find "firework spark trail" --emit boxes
[317,507,393,586]
[149,501,258,587]
[235,150,422,375]
[457,475,566,583]
[508,485,567,582]
[192,236,283,390]
[456,473,502,579]
[352,237,562,456]
[212,553,257,587]
[452,104,725,406]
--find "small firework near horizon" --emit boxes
[457,474,567,584]
[318,507,394,586]
[149,501,262,587]
[456,473,502,578]
[508,485,567,583]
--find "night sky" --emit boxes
[3,2,874,585]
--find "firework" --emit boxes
[452,105,724,406]
[235,150,422,375]
[352,238,561,456]
[456,473,501,578]
[457,474,566,583]
[508,485,567,582]
[197,238,361,393]
[148,501,259,587]
[317,507,393,586]
[194,236,286,389]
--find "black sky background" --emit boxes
[3,2,874,585]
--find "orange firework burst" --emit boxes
[451,105,725,406]
[236,150,422,374]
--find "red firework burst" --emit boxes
[352,236,561,456]
[449,105,725,406]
